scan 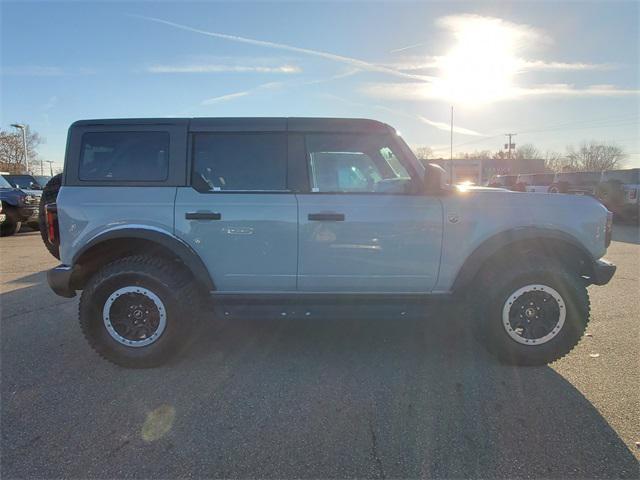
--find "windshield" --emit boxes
[33,175,52,187]
[5,175,41,189]
[0,176,13,188]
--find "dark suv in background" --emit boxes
[0,175,39,236]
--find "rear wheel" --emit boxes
[79,255,198,368]
[475,260,590,365]
[0,207,21,237]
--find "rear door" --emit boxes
[295,132,443,293]
[174,124,297,292]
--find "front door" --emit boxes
[296,132,443,293]
[174,132,297,292]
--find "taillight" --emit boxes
[605,211,613,248]
[46,204,57,243]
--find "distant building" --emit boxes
[425,158,547,184]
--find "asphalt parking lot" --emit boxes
[1,227,639,479]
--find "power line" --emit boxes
[430,114,639,153]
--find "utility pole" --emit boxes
[45,161,54,176]
[504,133,517,159]
[450,105,454,184]
[10,124,29,173]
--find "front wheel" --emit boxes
[0,207,21,237]
[79,255,198,368]
[475,261,590,365]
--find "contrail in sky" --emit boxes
[389,43,427,54]
[130,15,435,82]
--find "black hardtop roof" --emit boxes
[70,117,394,133]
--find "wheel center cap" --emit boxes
[525,307,537,319]
[133,309,144,320]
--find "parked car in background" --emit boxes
[486,174,518,189]
[1,174,43,229]
[598,168,639,222]
[0,175,39,236]
[514,173,556,193]
[2,174,44,194]
[548,171,602,196]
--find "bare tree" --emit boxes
[566,141,626,171]
[514,144,542,161]
[0,125,43,174]
[544,150,569,172]
[414,146,434,160]
[463,150,492,160]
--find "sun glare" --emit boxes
[431,16,525,104]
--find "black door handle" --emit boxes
[308,213,345,221]
[185,212,221,220]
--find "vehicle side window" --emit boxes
[79,132,169,182]
[305,134,413,194]
[192,133,287,192]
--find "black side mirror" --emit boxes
[423,163,447,195]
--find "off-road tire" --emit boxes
[474,260,590,366]
[79,255,199,368]
[38,174,62,259]
[0,207,21,237]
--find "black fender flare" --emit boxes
[72,227,215,292]
[451,227,595,292]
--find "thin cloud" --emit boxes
[515,83,640,97]
[2,66,65,76]
[361,82,640,102]
[201,82,282,105]
[148,64,301,74]
[2,66,96,76]
[324,94,484,137]
[417,116,482,136]
[301,68,360,85]
[42,96,58,111]
[518,60,616,71]
[390,43,428,54]
[130,14,434,82]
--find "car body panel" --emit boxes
[436,187,609,291]
[174,188,298,292]
[296,194,443,292]
[56,186,177,266]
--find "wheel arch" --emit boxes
[70,227,215,292]
[452,227,596,293]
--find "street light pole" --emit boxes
[45,161,54,177]
[10,124,29,173]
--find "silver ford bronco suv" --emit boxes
[44,118,616,368]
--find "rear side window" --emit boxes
[192,133,287,191]
[79,132,169,181]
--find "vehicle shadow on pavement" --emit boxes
[1,285,638,479]
[168,305,639,479]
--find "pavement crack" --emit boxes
[368,418,386,479]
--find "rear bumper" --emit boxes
[47,264,76,298]
[591,258,616,286]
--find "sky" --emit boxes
[1,0,639,172]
